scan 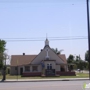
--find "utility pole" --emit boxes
[86,0,90,80]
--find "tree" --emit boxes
[0,39,6,70]
[76,55,81,61]
[85,50,89,62]
[52,48,63,55]
[75,55,88,70]
[67,54,75,71]
[77,60,84,70]
[86,62,89,70]
[0,53,3,69]
[0,40,7,81]
[67,54,89,70]
[67,54,75,63]
[73,64,77,70]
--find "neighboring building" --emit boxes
[10,39,75,76]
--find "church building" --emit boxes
[10,39,75,76]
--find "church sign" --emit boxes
[45,69,55,76]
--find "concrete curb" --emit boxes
[0,78,89,83]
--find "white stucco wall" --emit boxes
[56,65,60,71]
[31,46,64,65]
[10,66,17,75]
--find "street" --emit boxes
[0,80,90,90]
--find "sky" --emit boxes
[0,0,89,64]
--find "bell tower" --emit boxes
[45,38,49,46]
[45,33,49,46]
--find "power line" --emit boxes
[4,37,88,42]
[0,36,88,40]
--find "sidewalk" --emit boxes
[1,78,89,82]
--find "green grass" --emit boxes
[0,73,89,79]
[60,73,89,78]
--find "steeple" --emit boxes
[45,38,49,46]
[45,33,49,46]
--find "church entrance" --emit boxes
[45,63,55,76]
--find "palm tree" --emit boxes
[52,48,63,55]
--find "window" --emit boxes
[47,64,49,70]
[25,66,30,72]
[47,64,52,70]
[50,64,52,69]
[32,66,38,71]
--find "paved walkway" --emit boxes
[0,78,89,82]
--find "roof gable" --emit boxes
[31,46,66,64]
[11,46,67,66]
[58,54,67,64]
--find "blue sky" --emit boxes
[0,0,89,64]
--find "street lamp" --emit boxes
[86,0,90,80]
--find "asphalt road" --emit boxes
[0,80,90,90]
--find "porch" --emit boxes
[20,63,76,76]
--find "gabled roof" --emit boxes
[58,54,67,64]
[48,46,67,64]
[11,55,37,66]
[11,54,67,66]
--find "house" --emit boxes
[10,39,76,76]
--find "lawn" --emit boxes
[0,73,89,79]
[60,73,89,78]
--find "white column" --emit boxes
[29,66,31,72]
[64,65,68,71]
[67,65,68,71]
[30,65,32,72]
[23,66,25,72]
[60,66,61,71]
